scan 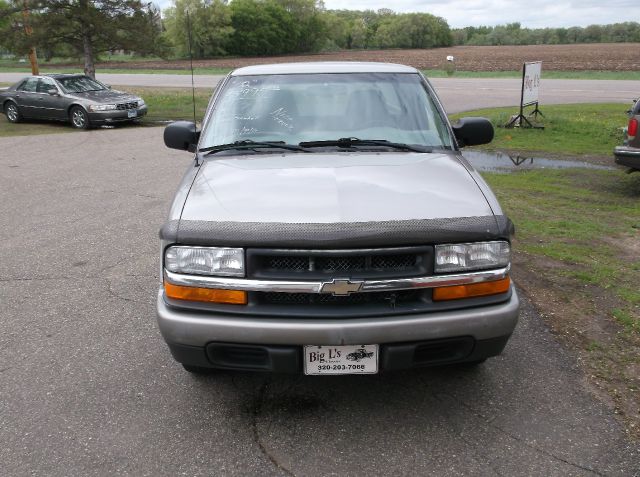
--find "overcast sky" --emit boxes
[157,0,634,29]
[321,0,635,28]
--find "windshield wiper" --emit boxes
[199,140,310,154]
[298,138,432,153]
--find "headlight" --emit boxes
[435,241,510,273]
[165,246,244,277]
[137,99,145,107]
[89,104,117,111]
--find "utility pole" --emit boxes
[22,0,39,75]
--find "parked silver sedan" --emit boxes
[0,74,147,129]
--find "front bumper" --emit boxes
[88,105,148,124]
[156,286,519,371]
[614,146,640,170]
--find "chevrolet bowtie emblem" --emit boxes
[320,279,363,296]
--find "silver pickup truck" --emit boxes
[157,62,519,375]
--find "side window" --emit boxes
[18,78,38,92]
[37,78,56,93]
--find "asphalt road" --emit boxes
[1,127,639,476]
[1,72,639,113]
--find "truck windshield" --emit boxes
[200,73,453,150]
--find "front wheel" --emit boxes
[69,106,90,129]
[5,101,21,123]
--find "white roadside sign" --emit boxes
[522,61,542,106]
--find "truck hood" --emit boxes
[180,152,494,223]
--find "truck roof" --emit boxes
[231,62,418,76]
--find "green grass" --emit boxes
[586,340,602,352]
[119,87,211,121]
[483,168,640,329]
[0,120,77,137]
[613,309,640,331]
[451,103,627,156]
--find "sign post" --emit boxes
[505,61,543,128]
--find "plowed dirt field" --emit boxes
[92,43,640,71]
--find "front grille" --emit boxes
[315,256,366,272]
[251,247,430,280]
[261,290,422,306]
[116,102,137,110]
[240,247,434,316]
[267,256,309,271]
[264,254,417,274]
[371,254,417,270]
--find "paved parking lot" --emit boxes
[1,128,639,475]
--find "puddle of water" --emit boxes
[463,150,614,172]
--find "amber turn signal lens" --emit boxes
[433,277,511,301]
[164,282,247,305]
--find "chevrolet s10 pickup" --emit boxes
[156,62,519,375]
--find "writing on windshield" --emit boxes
[201,73,453,150]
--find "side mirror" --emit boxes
[164,121,200,152]
[47,88,59,96]
[451,117,494,147]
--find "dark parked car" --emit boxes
[0,74,147,129]
[614,98,640,171]
[157,62,519,375]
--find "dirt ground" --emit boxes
[88,43,640,72]
[497,150,640,439]
[512,253,640,439]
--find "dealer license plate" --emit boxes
[304,345,378,375]
[127,110,137,118]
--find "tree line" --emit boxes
[163,0,453,58]
[1,0,640,78]
[0,0,454,67]
[452,22,640,46]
